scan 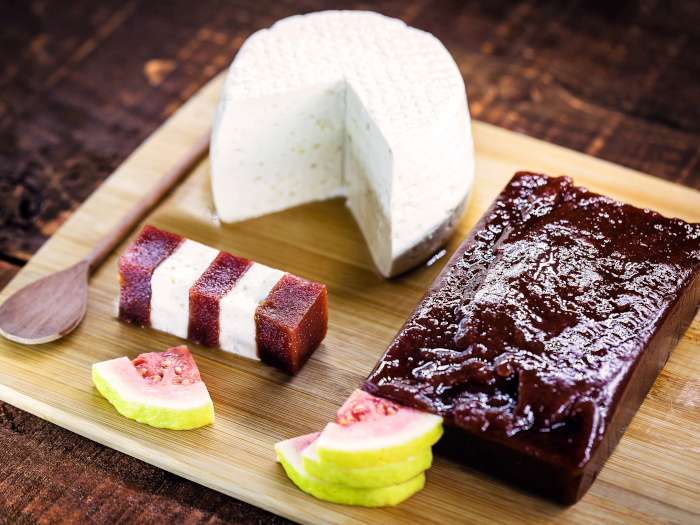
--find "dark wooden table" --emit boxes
[1,1,699,523]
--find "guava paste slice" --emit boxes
[188,252,253,348]
[118,225,184,326]
[255,273,328,374]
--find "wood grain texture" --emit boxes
[0,73,699,525]
[2,1,700,523]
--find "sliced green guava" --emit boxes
[302,438,433,488]
[92,345,214,430]
[275,433,425,507]
[314,389,443,468]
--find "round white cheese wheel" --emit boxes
[211,10,474,277]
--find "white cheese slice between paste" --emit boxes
[218,263,285,360]
[150,240,220,338]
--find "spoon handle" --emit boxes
[84,129,212,272]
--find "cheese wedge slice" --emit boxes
[211,10,474,277]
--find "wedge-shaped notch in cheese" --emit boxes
[211,10,474,278]
[118,225,328,374]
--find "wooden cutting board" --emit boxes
[1,73,699,524]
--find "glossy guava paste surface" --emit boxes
[365,172,700,470]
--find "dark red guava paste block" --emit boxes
[255,274,328,375]
[188,252,252,348]
[363,172,700,504]
[118,225,184,327]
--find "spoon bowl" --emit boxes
[0,261,90,344]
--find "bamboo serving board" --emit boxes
[1,73,699,524]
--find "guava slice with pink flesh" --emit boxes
[92,345,214,430]
[275,433,425,507]
[314,390,443,468]
[302,438,433,488]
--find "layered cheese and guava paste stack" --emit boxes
[118,225,328,374]
[211,11,474,277]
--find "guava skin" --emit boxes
[275,433,426,507]
[302,439,433,488]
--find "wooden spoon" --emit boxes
[0,130,211,344]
